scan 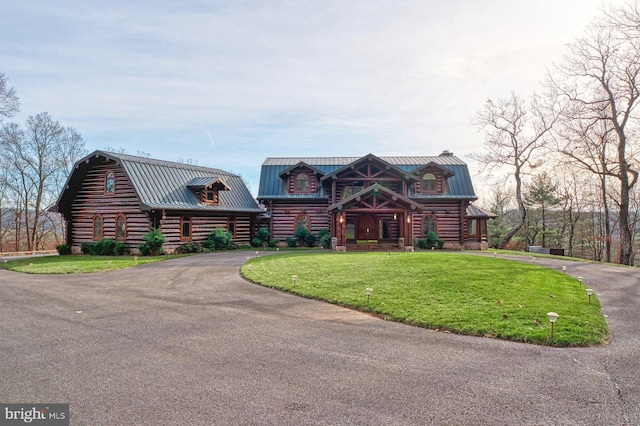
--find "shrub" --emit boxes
[205,228,234,251]
[56,244,71,255]
[420,231,445,249]
[114,241,128,255]
[318,229,331,249]
[304,232,317,247]
[176,241,205,254]
[256,228,270,244]
[94,238,117,255]
[138,228,166,256]
[80,242,92,254]
[268,238,279,248]
[251,238,263,248]
[294,226,310,246]
[286,237,297,248]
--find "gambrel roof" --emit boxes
[52,150,261,214]
[258,153,476,200]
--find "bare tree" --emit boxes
[472,92,557,248]
[547,3,640,264]
[0,73,19,121]
[0,113,85,250]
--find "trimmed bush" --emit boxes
[251,238,263,248]
[256,228,270,244]
[138,229,166,256]
[204,228,235,251]
[56,244,71,255]
[318,229,331,249]
[176,241,205,254]
[114,241,128,255]
[304,232,317,247]
[268,238,279,248]
[286,237,297,248]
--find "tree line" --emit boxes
[0,73,86,251]
[475,2,640,265]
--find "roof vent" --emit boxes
[439,150,453,157]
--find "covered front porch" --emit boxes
[328,184,425,251]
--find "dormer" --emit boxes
[279,162,325,195]
[412,162,455,195]
[187,177,231,205]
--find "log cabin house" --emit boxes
[257,152,494,251]
[51,150,261,254]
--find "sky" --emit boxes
[0,0,620,199]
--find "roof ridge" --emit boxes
[96,150,236,176]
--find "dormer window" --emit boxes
[295,173,310,193]
[204,188,219,204]
[422,173,437,192]
[187,177,230,205]
[105,171,115,194]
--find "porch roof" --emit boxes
[327,183,427,212]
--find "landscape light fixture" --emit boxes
[292,275,297,286]
[547,312,559,339]
[366,287,373,305]
[586,288,593,303]
[562,266,567,273]
[578,276,583,286]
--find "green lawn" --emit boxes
[0,255,180,274]
[241,252,609,347]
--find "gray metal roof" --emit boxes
[466,204,497,218]
[54,151,260,214]
[258,154,476,200]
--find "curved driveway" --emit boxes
[0,252,637,425]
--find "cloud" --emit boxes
[0,0,608,196]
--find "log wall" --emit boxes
[269,201,330,240]
[70,162,150,252]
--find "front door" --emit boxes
[356,214,378,241]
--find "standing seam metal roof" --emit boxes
[258,155,476,199]
[83,151,260,212]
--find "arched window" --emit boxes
[295,174,310,193]
[105,171,115,194]
[422,173,436,192]
[181,215,192,240]
[342,186,353,200]
[294,214,311,232]
[423,215,437,236]
[116,214,127,240]
[93,215,104,240]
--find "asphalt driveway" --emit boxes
[0,251,637,425]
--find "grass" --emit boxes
[0,254,182,274]
[241,252,610,347]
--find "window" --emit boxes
[422,173,436,192]
[93,215,103,240]
[295,173,310,193]
[342,186,353,200]
[468,219,479,237]
[294,214,311,231]
[116,214,127,240]
[423,215,437,236]
[228,218,236,237]
[181,215,192,240]
[205,188,218,204]
[105,171,115,194]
